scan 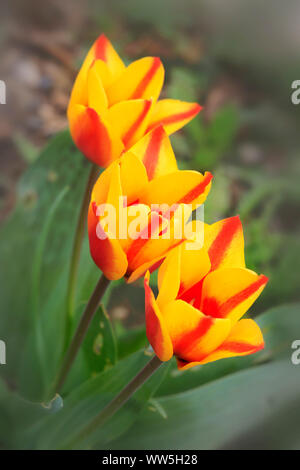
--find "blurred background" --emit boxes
[1,0,300,450]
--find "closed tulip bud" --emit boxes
[68,34,202,167]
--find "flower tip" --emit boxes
[204,171,214,184]
[194,103,203,113]
[260,274,269,285]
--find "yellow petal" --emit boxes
[163,300,231,363]
[201,267,269,324]
[144,272,173,361]
[147,99,202,135]
[107,99,152,148]
[68,34,125,110]
[138,170,213,209]
[94,34,125,81]
[204,216,245,270]
[130,125,178,180]
[88,200,128,281]
[178,319,264,369]
[119,152,149,205]
[157,245,181,309]
[107,57,164,106]
[68,104,124,166]
[87,62,109,115]
[178,245,211,296]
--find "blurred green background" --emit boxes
[0,0,300,450]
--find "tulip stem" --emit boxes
[52,274,111,397]
[64,355,162,449]
[65,163,99,349]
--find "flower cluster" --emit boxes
[69,35,268,369]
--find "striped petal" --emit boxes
[178,245,211,297]
[204,216,245,270]
[68,34,125,110]
[88,201,128,281]
[144,272,173,361]
[92,34,125,82]
[178,319,264,369]
[107,99,152,148]
[201,268,269,324]
[107,57,164,106]
[126,215,181,276]
[130,125,178,180]
[163,300,231,363]
[138,170,213,209]
[147,99,202,135]
[69,104,124,166]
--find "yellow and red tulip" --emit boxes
[88,129,212,281]
[144,216,268,369]
[68,34,201,167]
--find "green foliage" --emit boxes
[187,105,239,170]
[25,351,170,450]
[112,360,300,450]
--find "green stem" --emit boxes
[51,274,111,397]
[65,163,99,348]
[64,355,162,449]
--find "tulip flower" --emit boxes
[88,127,212,281]
[68,34,202,167]
[144,216,268,370]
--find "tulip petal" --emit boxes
[204,216,245,270]
[107,99,152,148]
[138,170,213,209]
[126,214,180,271]
[87,62,109,115]
[88,201,128,281]
[126,240,181,284]
[147,99,202,135]
[107,57,164,106]
[201,268,269,324]
[157,245,181,309]
[177,245,211,297]
[130,125,178,180]
[119,152,149,205]
[126,203,191,282]
[163,300,231,363]
[144,272,173,361]
[178,319,264,369]
[69,104,124,166]
[68,34,124,111]
[93,34,125,81]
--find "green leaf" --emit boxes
[111,359,300,450]
[117,326,147,360]
[0,377,60,449]
[0,130,100,399]
[26,351,169,450]
[62,304,118,394]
